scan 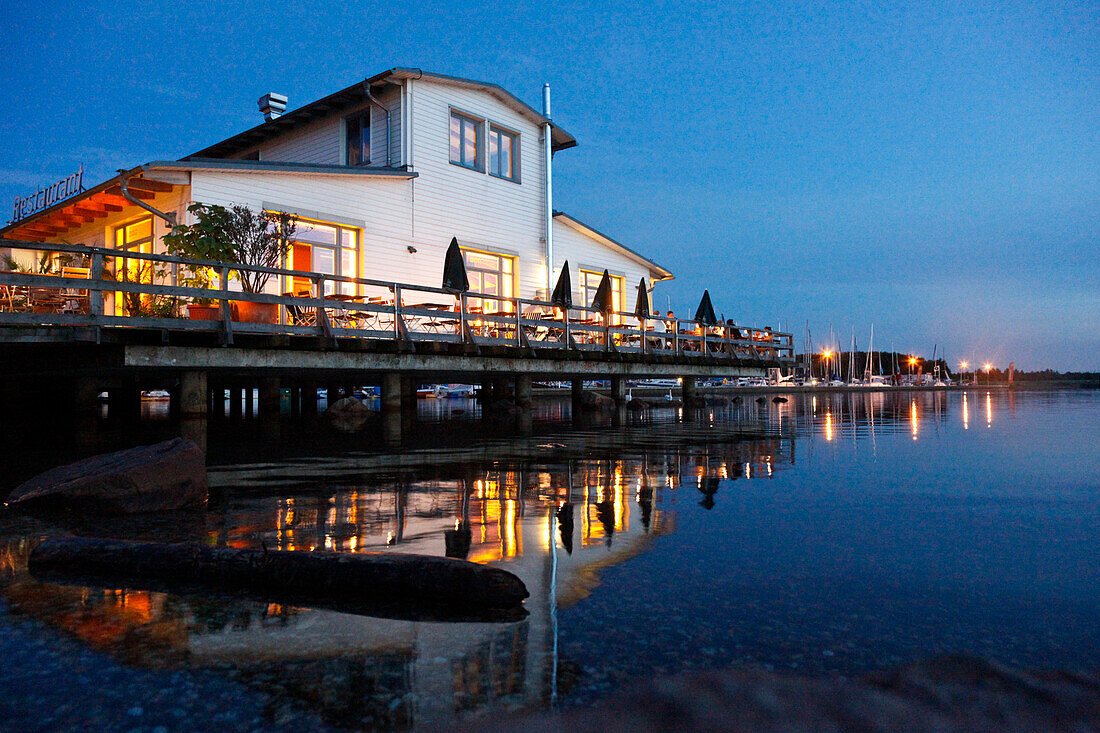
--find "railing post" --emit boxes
[673,319,679,354]
[640,316,647,355]
[564,307,572,348]
[514,297,521,346]
[459,292,471,344]
[218,264,233,345]
[89,252,104,317]
[314,274,333,340]
[393,284,408,341]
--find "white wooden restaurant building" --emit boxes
[2,67,674,318]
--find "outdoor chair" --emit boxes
[285,287,317,327]
[59,266,90,314]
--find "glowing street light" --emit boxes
[908,356,917,382]
[822,349,833,380]
[960,361,968,386]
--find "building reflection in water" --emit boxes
[0,393,977,730]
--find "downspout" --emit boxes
[118,170,176,228]
[362,84,392,167]
[543,83,553,294]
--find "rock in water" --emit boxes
[5,438,206,514]
[626,399,651,411]
[579,391,615,411]
[324,396,377,432]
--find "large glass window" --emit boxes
[346,113,371,166]
[463,249,514,313]
[283,219,359,296]
[580,269,624,323]
[113,217,154,315]
[488,126,518,181]
[449,111,481,170]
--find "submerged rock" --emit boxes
[626,399,651,411]
[324,396,377,432]
[5,438,207,514]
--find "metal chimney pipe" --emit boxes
[543,83,553,294]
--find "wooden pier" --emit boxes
[0,240,794,444]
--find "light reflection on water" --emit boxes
[2,388,1098,730]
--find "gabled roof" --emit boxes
[185,68,578,161]
[553,211,673,281]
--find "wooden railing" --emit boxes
[0,240,794,361]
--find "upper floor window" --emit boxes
[488,126,518,181]
[449,111,482,170]
[346,112,371,166]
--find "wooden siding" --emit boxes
[244,85,403,167]
[406,78,549,299]
[189,171,421,287]
[552,218,656,308]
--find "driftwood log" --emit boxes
[30,537,529,618]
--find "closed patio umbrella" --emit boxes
[694,289,718,325]
[441,236,469,292]
[550,261,572,308]
[633,277,650,319]
[591,269,614,315]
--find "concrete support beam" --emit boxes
[179,370,207,452]
[609,376,625,405]
[381,372,402,445]
[301,382,318,416]
[515,374,532,408]
[681,377,697,407]
[259,377,281,417]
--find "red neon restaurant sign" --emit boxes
[11,165,84,223]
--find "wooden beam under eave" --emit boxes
[94,193,137,208]
[72,206,109,219]
[104,185,155,200]
[127,178,175,193]
[21,224,64,235]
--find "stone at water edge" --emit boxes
[579,391,615,411]
[324,396,377,432]
[5,438,207,514]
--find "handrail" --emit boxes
[0,239,796,361]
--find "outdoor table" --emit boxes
[404,302,460,333]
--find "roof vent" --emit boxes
[257,93,288,121]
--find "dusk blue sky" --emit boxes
[3,1,1097,370]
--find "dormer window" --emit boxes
[449,110,482,171]
[346,112,371,166]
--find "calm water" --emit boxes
[2,388,1098,729]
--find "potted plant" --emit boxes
[164,203,297,323]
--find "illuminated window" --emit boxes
[462,249,514,312]
[281,218,360,296]
[345,112,371,166]
[580,269,624,323]
[113,217,154,315]
[449,111,482,170]
[488,125,518,181]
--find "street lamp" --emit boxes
[908,357,917,383]
[983,362,992,385]
[960,361,968,386]
[822,350,833,381]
